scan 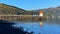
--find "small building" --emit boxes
[39,10,44,17]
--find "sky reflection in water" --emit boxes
[12,22,60,34]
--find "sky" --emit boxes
[0,0,60,10]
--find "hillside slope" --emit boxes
[31,6,60,15]
[0,3,28,15]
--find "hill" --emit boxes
[31,6,60,15]
[0,3,60,15]
[0,3,30,15]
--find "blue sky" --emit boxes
[0,0,60,10]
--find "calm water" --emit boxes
[12,21,60,34]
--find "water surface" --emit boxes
[12,22,60,34]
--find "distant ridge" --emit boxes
[31,6,60,15]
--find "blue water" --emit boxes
[12,22,60,34]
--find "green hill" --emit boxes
[0,3,60,15]
[0,3,30,15]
